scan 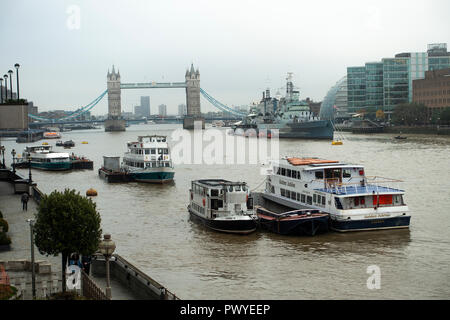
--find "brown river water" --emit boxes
[2,123,450,299]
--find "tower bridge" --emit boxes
[105,63,203,131]
[27,64,247,129]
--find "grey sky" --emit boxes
[1,0,449,115]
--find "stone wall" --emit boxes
[0,104,28,130]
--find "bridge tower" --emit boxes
[183,63,204,129]
[105,65,126,131]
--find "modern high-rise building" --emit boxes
[178,103,187,116]
[413,68,450,117]
[140,96,150,117]
[320,76,348,120]
[158,104,167,117]
[346,43,450,114]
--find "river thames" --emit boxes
[2,124,450,299]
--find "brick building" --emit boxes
[413,68,450,117]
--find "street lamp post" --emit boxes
[8,70,13,100]
[14,63,20,101]
[0,78,3,103]
[26,219,36,299]
[0,146,5,169]
[98,234,116,299]
[11,149,16,174]
[28,157,32,185]
[3,74,8,102]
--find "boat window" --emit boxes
[164,148,169,154]
[247,197,253,209]
[307,196,312,205]
[276,167,280,175]
[242,185,247,191]
[296,193,300,201]
[301,194,306,203]
[228,186,233,192]
[281,168,286,176]
[297,171,301,179]
[146,163,150,168]
[151,149,156,154]
[145,149,150,155]
[164,162,169,167]
[158,148,163,154]
[211,189,219,197]
[343,169,351,178]
[290,192,296,200]
[235,185,241,191]
[287,169,291,177]
[313,194,317,203]
[335,198,343,209]
[281,188,285,197]
[286,190,290,198]
[315,171,324,179]
[322,196,326,205]
[291,170,296,179]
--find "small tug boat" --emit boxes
[56,140,64,146]
[257,207,329,236]
[263,157,411,232]
[63,140,75,148]
[188,179,258,234]
[394,135,407,140]
[122,135,175,183]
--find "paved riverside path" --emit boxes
[0,181,62,299]
[0,181,138,300]
[0,181,61,269]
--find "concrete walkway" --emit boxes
[0,180,63,299]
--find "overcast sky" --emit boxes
[1,0,449,115]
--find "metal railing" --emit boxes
[312,176,404,195]
[81,269,109,300]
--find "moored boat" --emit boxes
[43,131,61,139]
[257,207,329,236]
[21,145,71,171]
[122,135,175,183]
[188,179,258,234]
[263,157,411,232]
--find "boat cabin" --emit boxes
[190,179,253,219]
[124,135,172,169]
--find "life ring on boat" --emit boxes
[202,198,206,206]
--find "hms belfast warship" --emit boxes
[232,73,334,139]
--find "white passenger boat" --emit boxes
[43,131,61,139]
[263,157,411,232]
[21,145,71,171]
[122,135,175,183]
[188,179,258,234]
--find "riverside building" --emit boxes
[343,43,450,117]
[412,68,450,117]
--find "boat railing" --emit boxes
[312,176,404,194]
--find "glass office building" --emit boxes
[320,76,347,120]
[365,62,384,111]
[344,43,450,115]
[347,67,366,112]
[382,58,410,112]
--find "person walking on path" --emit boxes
[21,193,29,211]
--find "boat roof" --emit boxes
[286,158,339,166]
[138,135,167,139]
[194,179,247,187]
[273,158,364,170]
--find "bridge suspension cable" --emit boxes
[200,88,247,117]
[28,89,108,122]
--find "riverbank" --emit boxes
[336,125,450,135]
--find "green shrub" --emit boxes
[0,219,9,233]
[0,232,11,246]
[0,284,18,300]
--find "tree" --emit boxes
[392,103,428,126]
[34,189,102,292]
[440,107,450,125]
